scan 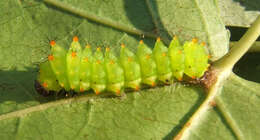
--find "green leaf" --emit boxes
[0,82,205,139]
[218,0,260,27]
[185,74,260,140]
[0,0,259,140]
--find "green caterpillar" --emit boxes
[37,36,210,96]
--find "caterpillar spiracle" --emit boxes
[36,36,210,96]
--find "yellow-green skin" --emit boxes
[119,45,141,90]
[79,45,92,92]
[184,41,209,78]
[37,37,209,95]
[153,39,172,84]
[91,48,106,94]
[66,40,82,92]
[37,61,61,91]
[137,41,157,86]
[105,48,124,95]
[168,37,185,81]
[49,42,70,91]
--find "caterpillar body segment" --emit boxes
[66,37,82,92]
[37,36,209,96]
[79,44,92,92]
[105,48,124,95]
[153,38,172,84]
[37,61,61,91]
[119,44,142,90]
[183,40,209,78]
[168,36,185,81]
[91,48,107,94]
[137,40,157,87]
[49,41,70,91]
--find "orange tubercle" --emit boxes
[84,57,89,62]
[121,43,125,48]
[116,89,121,95]
[73,36,78,42]
[146,54,150,59]
[80,88,84,92]
[60,83,64,87]
[139,40,144,44]
[178,77,182,81]
[162,52,167,56]
[97,47,101,51]
[71,85,75,90]
[48,55,54,61]
[95,90,100,95]
[208,55,211,59]
[178,50,182,54]
[192,38,198,43]
[128,57,132,62]
[96,60,101,64]
[71,52,77,58]
[191,76,196,79]
[42,82,48,88]
[201,42,206,46]
[50,40,56,46]
[135,86,140,91]
[156,37,161,42]
[106,47,110,52]
[151,82,156,87]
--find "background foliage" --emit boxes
[0,0,259,139]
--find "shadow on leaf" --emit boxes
[0,67,59,114]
